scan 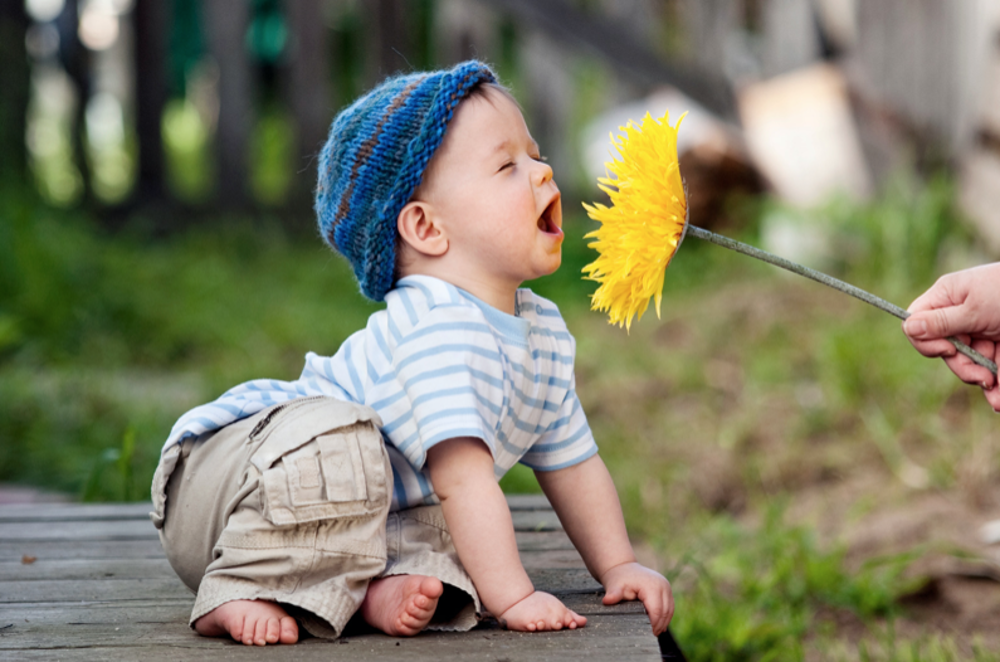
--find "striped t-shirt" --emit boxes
[163,275,598,511]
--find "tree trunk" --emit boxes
[0,0,30,189]
[204,0,253,208]
[60,0,94,206]
[132,0,170,205]
[283,0,330,205]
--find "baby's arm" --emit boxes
[425,437,586,631]
[535,454,674,635]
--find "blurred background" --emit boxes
[5,0,1000,229]
[4,0,1000,657]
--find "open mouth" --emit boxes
[537,197,562,235]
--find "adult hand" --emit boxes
[902,263,1000,411]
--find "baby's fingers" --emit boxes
[602,584,639,605]
[638,584,674,635]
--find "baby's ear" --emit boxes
[397,201,448,257]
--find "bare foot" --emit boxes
[194,599,298,646]
[360,574,443,636]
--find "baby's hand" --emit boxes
[600,562,674,635]
[498,591,587,632]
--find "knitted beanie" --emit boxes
[315,60,498,302]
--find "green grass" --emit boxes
[2,181,999,659]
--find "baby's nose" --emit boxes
[532,161,554,186]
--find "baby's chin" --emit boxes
[542,252,563,275]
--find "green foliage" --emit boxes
[0,197,376,498]
[821,175,959,303]
[670,506,919,662]
[498,462,542,494]
[249,106,294,206]
[82,427,137,502]
[162,97,214,202]
[2,179,998,655]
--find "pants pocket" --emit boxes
[250,398,389,526]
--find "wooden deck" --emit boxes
[0,495,685,660]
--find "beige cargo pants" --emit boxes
[150,396,479,639]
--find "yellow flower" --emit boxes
[582,110,688,330]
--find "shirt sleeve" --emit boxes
[376,303,507,471]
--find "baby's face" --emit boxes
[416,86,564,293]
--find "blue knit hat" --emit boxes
[315,60,498,301]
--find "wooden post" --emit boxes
[370,0,413,79]
[0,0,30,188]
[437,0,498,65]
[132,0,169,205]
[204,0,253,208]
[758,0,821,78]
[521,28,573,187]
[60,0,93,206]
[853,0,992,155]
[678,0,739,79]
[283,0,331,205]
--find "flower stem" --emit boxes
[685,224,998,376]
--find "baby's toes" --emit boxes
[408,594,433,620]
[401,605,425,628]
[279,616,298,644]
[224,615,244,643]
[265,617,281,644]
[413,593,431,612]
[252,617,271,646]
[241,618,257,645]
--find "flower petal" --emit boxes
[582,111,688,329]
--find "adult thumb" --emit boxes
[904,307,963,340]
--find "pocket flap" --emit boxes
[249,397,382,474]
[318,430,368,503]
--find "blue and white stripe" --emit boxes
[164,275,597,511]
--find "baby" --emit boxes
[150,60,673,646]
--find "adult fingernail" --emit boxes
[904,319,927,338]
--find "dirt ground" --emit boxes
[790,466,1000,650]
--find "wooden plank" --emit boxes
[504,494,551,510]
[0,568,595,606]
[515,530,575,551]
[0,539,166,562]
[0,612,660,660]
[0,602,192,626]
[526,568,603,595]
[0,578,192,603]
[0,557,174,581]
[0,503,153,523]
[519,548,587,570]
[0,593,642,627]
[0,519,159,542]
[0,499,666,661]
[511,510,563,531]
